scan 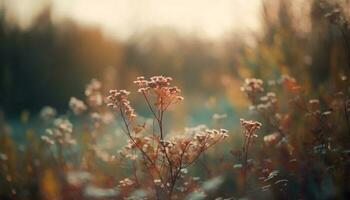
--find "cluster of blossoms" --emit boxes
[41,118,75,145]
[107,90,136,121]
[90,111,115,126]
[237,118,262,190]
[260,92,277,104]
[118,136,154,161]
[165,128,229,165]
[118,127,229,175]
[241,77,285,137]
[134,76,184,110]
[69,97,87,115]
[106,77,229,198]
[254,92,278,113]
[240,78,264,102]
[240,118,262,138]
[237,74,350,196]
[263,132,281,145]
[267,75,300,91]
[85,79,103,107]
[83,79,116,126]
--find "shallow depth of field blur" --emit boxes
[1,0,350,199]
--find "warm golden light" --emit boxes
[3,0,261,40]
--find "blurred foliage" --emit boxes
[1,1,349,116]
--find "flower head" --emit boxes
[240,118,262,138]
[42,118,75,145]
[134,76,184,110]
[240,78,264,102]
[69,97,87,115]
[107,89,136,120]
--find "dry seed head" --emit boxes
[240,118,262,137]
[134,76,184,110]
[107,89,136,120]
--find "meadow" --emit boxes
[0,0,350,199]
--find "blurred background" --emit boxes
[1,0,348,119]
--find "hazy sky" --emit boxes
[3,0,262,40]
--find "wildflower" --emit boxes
[107,89,136,120]
[134,76,184,110]
[85,78,102,97]
[42,118,75,145]
[85,79,103,107]
[105,76,229,197]
[279,75,300,92]
[263,132,280,145]
[261,92,277,102]
[240,118,262,138]
[39,106,57,121]
[69,97,87,115]
[241,78,264,96]
[54,118,73,135]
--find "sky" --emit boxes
[3,0,262,40]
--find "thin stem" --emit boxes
[242,133,252,193]
[167,141,191,197]
[141,153,161,200]
[159,110,164,140]
[142,92,159,121]
[183,137,221,168]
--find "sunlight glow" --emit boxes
[3,0,261,40]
